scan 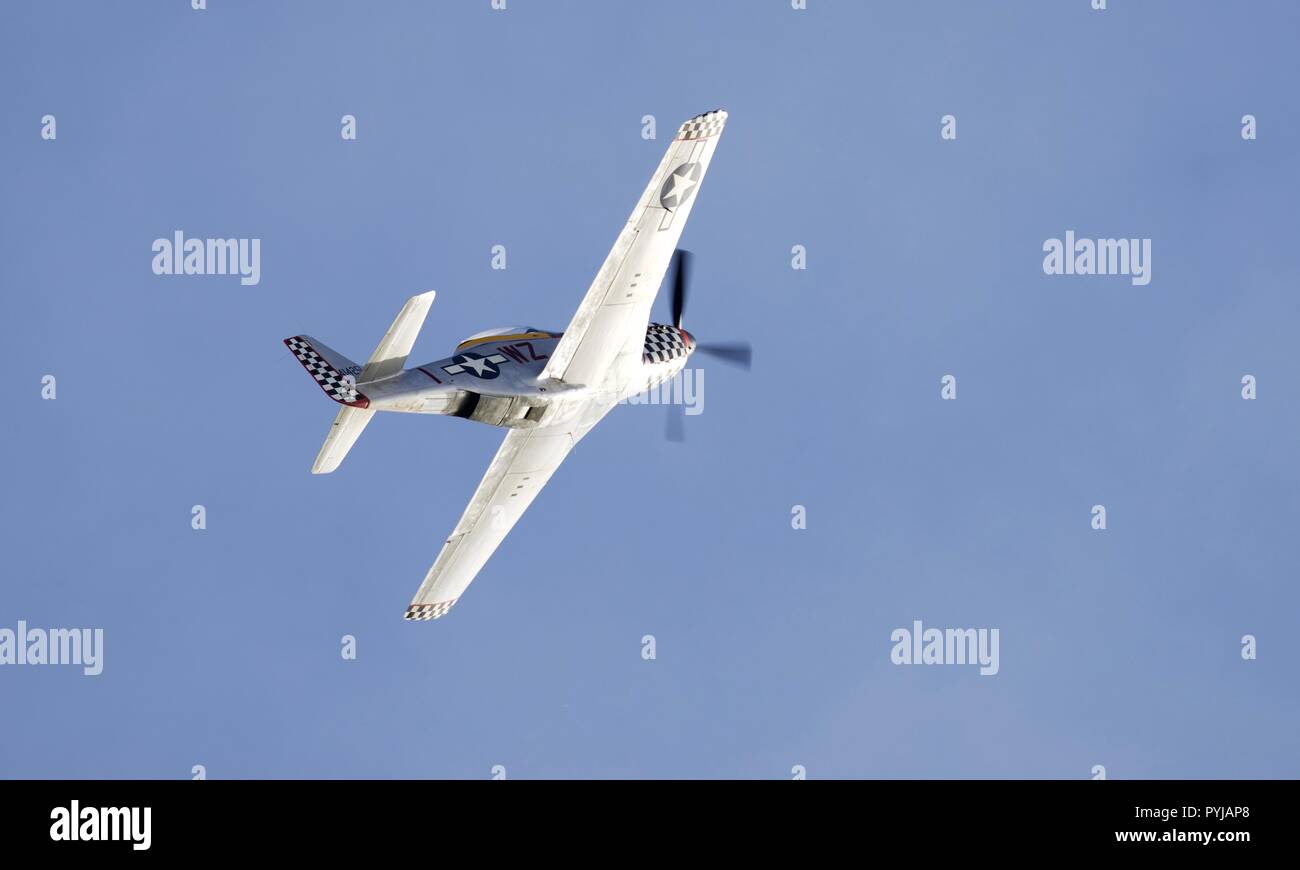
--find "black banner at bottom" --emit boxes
[0,779,1283,856]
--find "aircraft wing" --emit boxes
[540,109,727,391]
[403,422,589,621]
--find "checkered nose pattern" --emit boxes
[284,336,369,408]
[642,323,693,364]
[404,600,457,621]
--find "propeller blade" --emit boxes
[671,249,692,329]
[697,341,752,370]
[666,405,685,443]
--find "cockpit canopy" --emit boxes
[456,326,557,352]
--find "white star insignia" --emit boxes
[663,171,696,205]
[461,356,492,376]
[443,352,508,377]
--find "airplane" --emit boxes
[283,109,749,621]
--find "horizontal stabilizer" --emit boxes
[313,406,376,474]
[360,290,436,383]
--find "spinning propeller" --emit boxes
[663,249,752,441]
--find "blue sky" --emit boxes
[2,0,1298,778]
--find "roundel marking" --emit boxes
[442,351,509,380]
[659,162,702,210]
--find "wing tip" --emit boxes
[404,600,458,622]
[310,458,338,475]
[676,109,727,140]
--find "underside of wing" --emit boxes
[540,109,727,392]
[404,424,581,621]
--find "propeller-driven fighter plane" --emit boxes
[284,109,748,621]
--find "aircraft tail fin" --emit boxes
[284,335,368,408]
[286,291,435,474]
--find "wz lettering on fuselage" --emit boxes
[497,341,549,364]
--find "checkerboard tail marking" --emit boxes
[284,336,369,408]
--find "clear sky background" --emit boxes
[2,1,1298,778]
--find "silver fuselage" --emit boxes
[360,329,693,431]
